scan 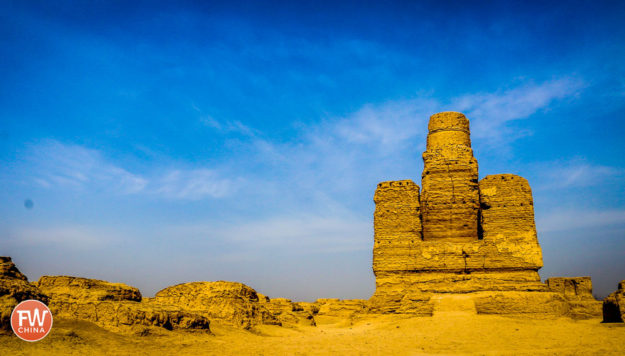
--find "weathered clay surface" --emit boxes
[263,298,316,326]
[421,112,479,242]
[37,276,142,303]
[315,299,367,317]
[0,257,49,331]
[257,293,270,303]
[603,280,625,322]
[546,277,602,319]
[473,291,569,316]
[297,301,320,315]
[152,281,280,329]
[49,300,211,333]
[369,289,434,315]
[373,180,422,274]
[478,174,543,270]
[546,277,594,297]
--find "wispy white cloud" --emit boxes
[531,157,622,190]
[330,98,438,148]
[14,78,585,210]
[537,209,625,233]
[28,140,148,194]
[222,98,436,213]
[200,115,258,137]
[155,169,240,200]
[193,102,258,138]
[21,140,239,200]
[198,77,587,218]
[451,78,585,143]
[304,77,583,165]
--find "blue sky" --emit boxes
[1,1,624,300]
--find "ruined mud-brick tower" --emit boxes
[370,112,554,315]
[421,112,479,241]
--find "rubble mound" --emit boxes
[47,298,210,333]
[315,299,367,317]
[37,276,142,302]
[603,280,625,322]
[263,298,316,326]
[0,257,49,331]
[151,281,280,329]
[0,256,28,281]
[37,275,209,334]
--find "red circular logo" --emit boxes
[10,300,53,342]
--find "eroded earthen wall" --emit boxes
[477,174,543,270]
[421,112,479,242]
[545,277,602,319]
[479,174,538,243]
[603,280,625,322]
[545,277,594,300]
[373,180,422,275]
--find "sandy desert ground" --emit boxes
[2,312,624,356]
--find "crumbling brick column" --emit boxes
[420,112,479,242]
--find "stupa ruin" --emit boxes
[369,112,601,317]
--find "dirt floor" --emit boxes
[1,313,624,355]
